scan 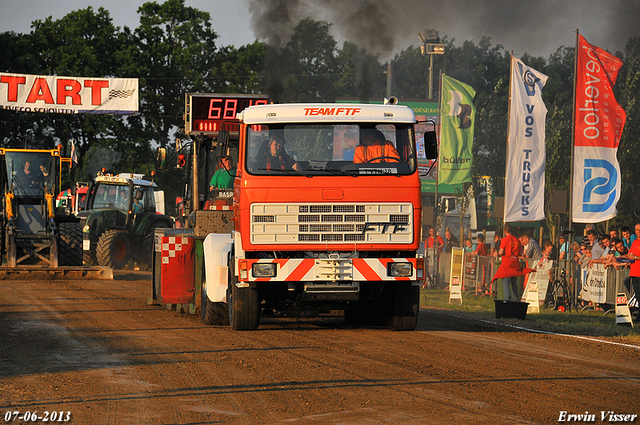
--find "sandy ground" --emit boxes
[1,271,639,424]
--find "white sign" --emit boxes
[449,247,464,304]
[525,281,540,313]
[522,260,553,308]
[615,293,633,327]
[580,264,607,304]
[0,72,138,115]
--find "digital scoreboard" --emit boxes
[185,93,268,135]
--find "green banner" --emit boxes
[439,75,476,184]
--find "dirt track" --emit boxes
[1,272,639,425]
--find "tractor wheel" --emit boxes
[83,250,96,266]
[58,222,83,266]
[96,230,131,269]
[228,257,260,331]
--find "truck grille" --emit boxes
[250,203,413,244]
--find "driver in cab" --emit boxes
[353,129,400,164]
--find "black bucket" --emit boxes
[494,300,529,320]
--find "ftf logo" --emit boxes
[583,159,617,212]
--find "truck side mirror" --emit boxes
[424,130,438,160]
[155,147,167,170]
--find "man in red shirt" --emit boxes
[623,223,640,321]
[492,225,533,301]
[426,227,444,252]
[473,234,488,256]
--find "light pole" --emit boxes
[418,29,444,100]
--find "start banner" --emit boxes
[0,72,138,115]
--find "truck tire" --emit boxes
[228,258,260,331]
[201,280,230,326]
[58,222,83,266]
[96,230,131,269]
[388,282,420,331]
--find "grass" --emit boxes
[420,288,640,341]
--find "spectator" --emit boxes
[622,223,640,322]
[492,232,502,257]
[582,224,596,247]
[590,233,611,261]
[558,234,571,260]
[463,237,475,254]
[610,229,619,240]
[473,234,488,256]
[520,232,543,261]
[631,223,640,246]
[426,227,444,253]
[537,240,557,281]
[604,238,631,269]
[579,245,592,270]
[493,225,531,301]
[621,225,632,248]
[585,228,598,249]
[443,228,459,253]
[572,242,583,263]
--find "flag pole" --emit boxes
[569,29,578,234]
[504,52,514,224]
[433,71,443,286]
[568,29,579,308]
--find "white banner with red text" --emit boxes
[571,34,626,223]
[504,57,548,222]
[0,72,138,115]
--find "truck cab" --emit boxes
[202,103,425,330]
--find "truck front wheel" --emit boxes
[228,258,260,331]
[96,230,131,269]
[388,282,420,331]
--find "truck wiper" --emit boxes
[256,168,301,175]
[303,168,356,176]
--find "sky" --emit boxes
[1,0,639,61]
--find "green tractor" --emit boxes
[80,172,173,270]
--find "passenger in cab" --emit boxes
[353,129,400,164]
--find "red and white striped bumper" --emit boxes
[237,258,421,282]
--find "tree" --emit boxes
[131,0,219,148]
[615,37,640,224]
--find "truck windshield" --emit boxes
[245,124,416,176]
[5,152,57,196]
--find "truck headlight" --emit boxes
[252,263,277,278]
[83,225,90,233]
[387,262,413,277]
